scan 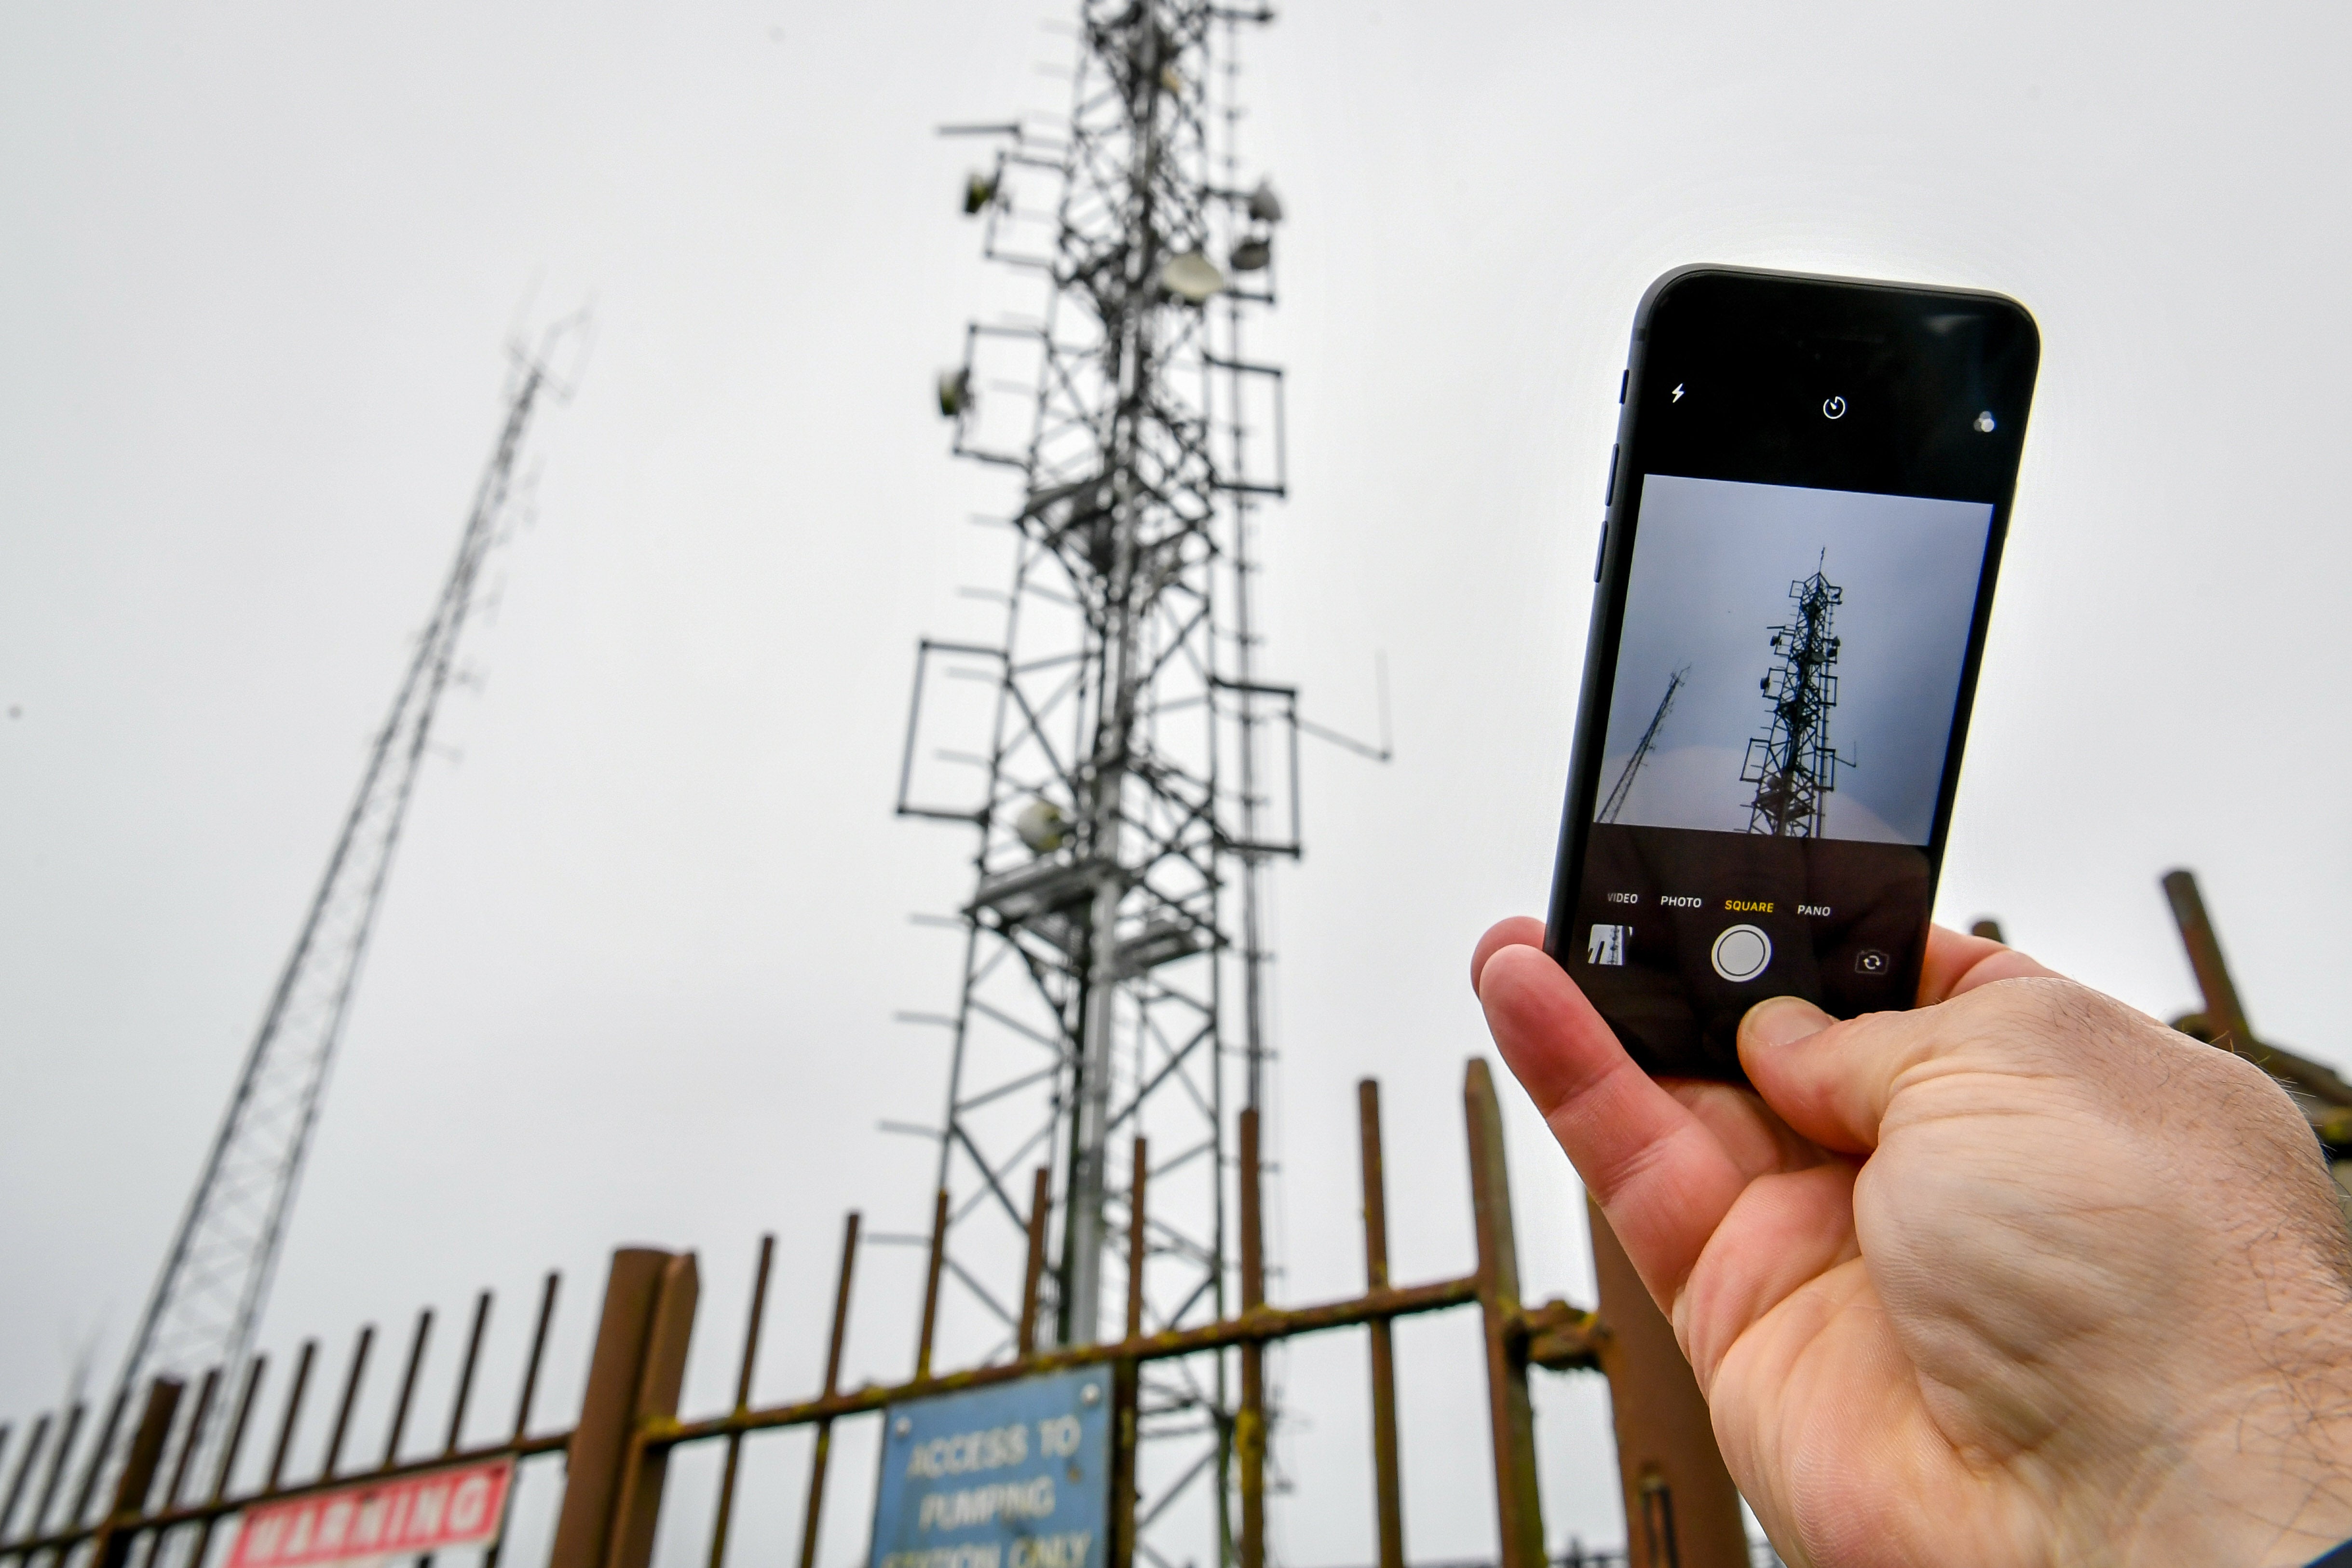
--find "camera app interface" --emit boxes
[1574,474,1993,1072]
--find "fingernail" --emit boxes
[1745,995,1833,1049]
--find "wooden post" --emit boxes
[2163,870,2253,1047]
[133,1368,218,1568]
[1587,1200,1747,1568]
[1464,1060,1544,1568]
[89,1379,181,1568]
[1111,1139,1148,1568]
[548,1249,700,1568]
[1237,1110,1266,1568]
[1358,1081,1405,1568]
[606,1253,698,1568]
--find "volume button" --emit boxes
[1593,521,1609,582]
[1604,444,1620,504]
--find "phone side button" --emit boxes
[1604,443,1620,504]
[1593,520,1609,582]
[1618,368,1628,404]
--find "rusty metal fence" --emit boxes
[0,1063,1750,1568]
[0,1268,569,1568]
[4,871,2308,1568]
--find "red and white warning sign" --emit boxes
[228,1457,514,1568]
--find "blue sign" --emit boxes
[870,1368,1111,1568]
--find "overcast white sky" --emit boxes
[8,2,2352,1564]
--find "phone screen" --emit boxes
[1546,268,2038,1081]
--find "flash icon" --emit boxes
[1671,383,1685,402]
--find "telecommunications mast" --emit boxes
[1742,557,1847,837]
[897,2,1371,1553]
[105,326,577,1479]
[1598,667,1687,825]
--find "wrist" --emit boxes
[2115,1361,2352,1568]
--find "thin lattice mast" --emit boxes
[898,1,1331,1552]
[1741,556,1847,836]
[106,327,575,1464]
[1598,666,1687,824]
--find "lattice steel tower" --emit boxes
[1598,667,1686,826]
[1741,557,1846,837]
[104,331,572,1472]
[896,2,1354,1555]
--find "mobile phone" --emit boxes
[1544,265,2039,1082]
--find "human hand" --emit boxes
[1473,916,2352,1568]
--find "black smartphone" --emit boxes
[1544,265,2039,1082]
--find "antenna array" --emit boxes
[897,2,1310,1553]
[1741,562,1846,837]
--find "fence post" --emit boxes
[1237,1110,1267,1568]
[549,1249,700,1568]
[89,1379,181,1568]
[1587,1200,1747,1568]
[1357,1080,1405,1568]
[798,1215,860,1568]
[1463,1060,1544,1568]
[1110,1139,1148,1568]
[914,1190,950,1382]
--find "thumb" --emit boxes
[1742,934,2072,1151]
[1737,988,2006,1155]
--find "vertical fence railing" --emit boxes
[535,1060,1739,1568]
[0,1271,571,1568]
[1358,1080,1405,1568]
[796,1216,858,1568]
[1,1058,1763,1568]
[1110,1138,1148,1568]
[1236,1108,1267,1568]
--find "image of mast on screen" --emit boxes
[1597,665,1689,825]
[1741,553,1852,837]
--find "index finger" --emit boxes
[1475,929,1754,1303]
